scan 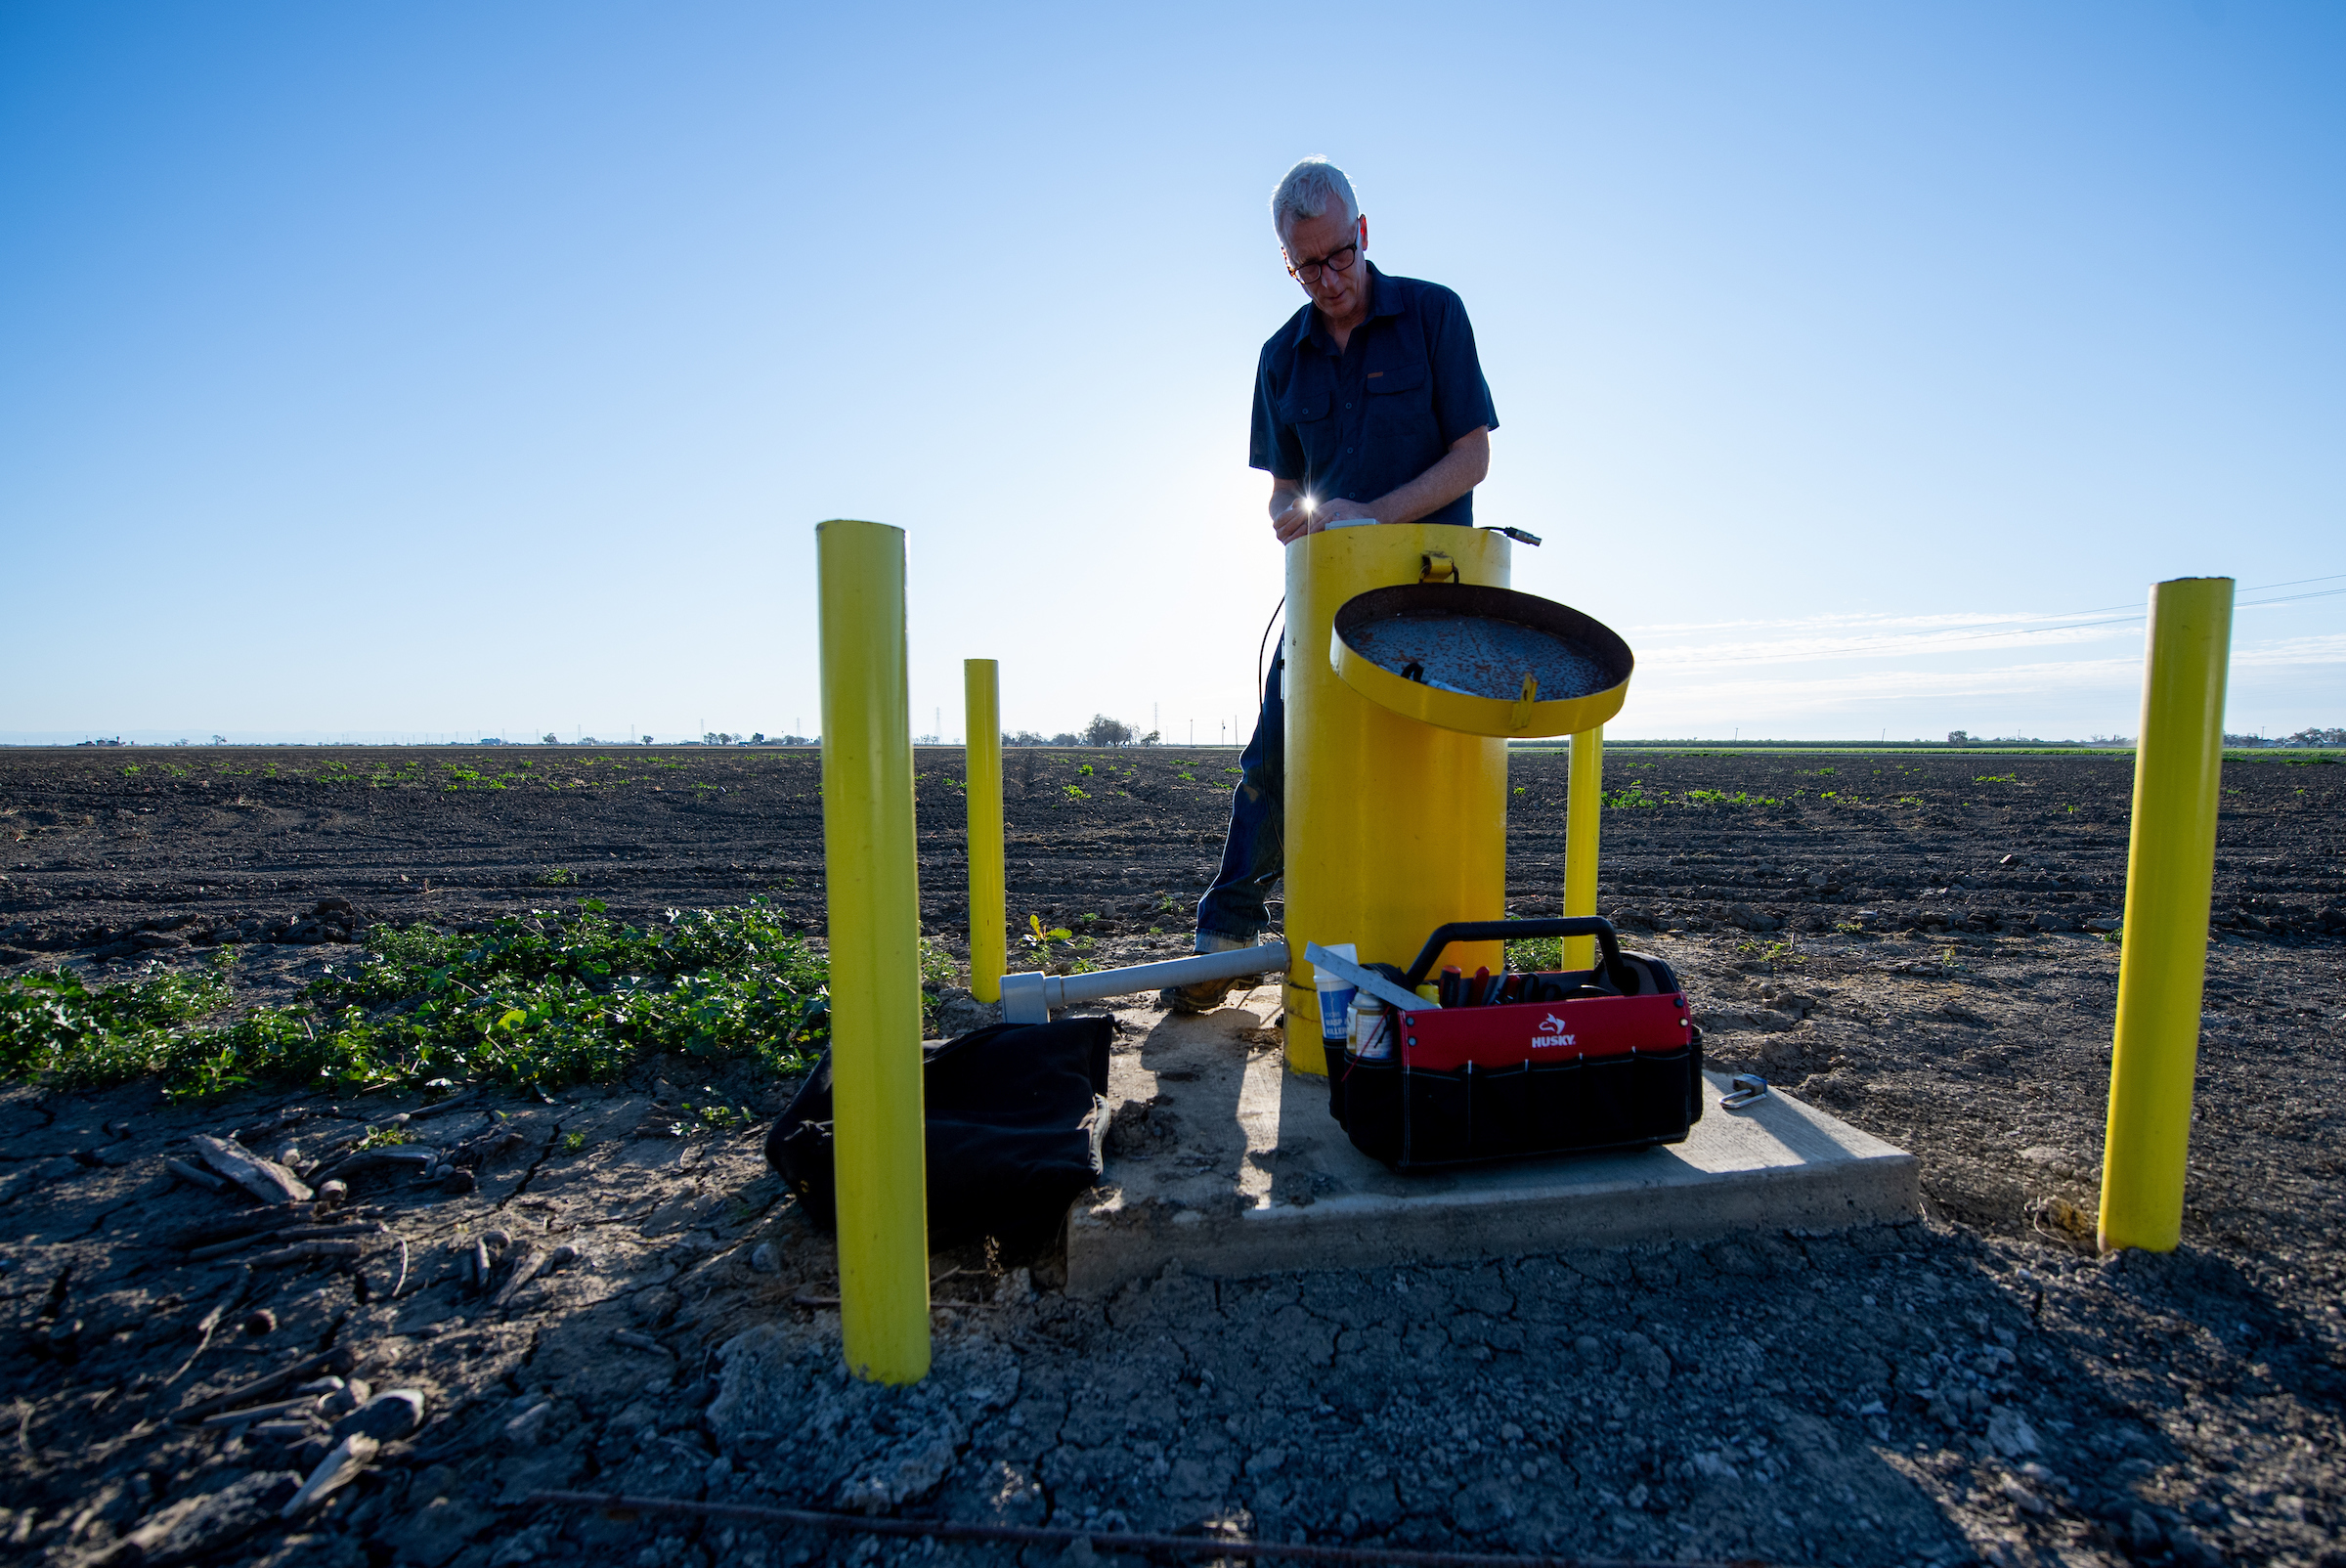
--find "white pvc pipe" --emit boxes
[997,943,1288,1024]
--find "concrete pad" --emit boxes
[1066,980,1919,1296]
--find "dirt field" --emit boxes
[3,744,2343,1567]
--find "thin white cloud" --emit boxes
[1633,621,2140,670]
[2233,632,2346,667]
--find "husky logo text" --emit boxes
[1533,1014,1576,1050]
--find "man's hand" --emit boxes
[1313,497,1377,527]
[1271,496,1313,544]
[1271,491,1376,544]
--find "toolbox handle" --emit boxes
[1402,918,1639,996]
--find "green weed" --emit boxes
[0,899,830,1098]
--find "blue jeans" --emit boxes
[1195,652,1284,945]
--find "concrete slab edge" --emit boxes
[1065,1151,1921,1297]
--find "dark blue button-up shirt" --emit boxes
[1249,262,1498,529]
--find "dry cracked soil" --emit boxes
[2,743,2343,1568]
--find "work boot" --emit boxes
[1158,935,1247,1015]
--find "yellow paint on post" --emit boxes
[963,659,1005,1004]
[2099,576,2234,1254]
[815,519,931,1383]
[1562,725,1604,971]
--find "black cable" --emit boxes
[1257,595,1285,708]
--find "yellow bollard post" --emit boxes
[816,518,931,1382]
[963,659,1005,1005]
[2099,576,2234,1254]
[1561,724,1604,972]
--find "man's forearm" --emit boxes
[1369,427,1491,526]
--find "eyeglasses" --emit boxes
[1285,240,1360,285]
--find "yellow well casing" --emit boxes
[1281,522,1510,1074]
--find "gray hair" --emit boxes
[1270,157,1359,242]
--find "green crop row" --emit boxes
[0,899,898,1100]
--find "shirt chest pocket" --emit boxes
[1276,386,1339,471]
[1364,362,1428,398]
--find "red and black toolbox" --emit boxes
[1325,918,1704,1169]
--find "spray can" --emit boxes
[1348,994,1393,1062]
[1313,941,1359,1050]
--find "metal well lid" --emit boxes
[1330,583,1633,737]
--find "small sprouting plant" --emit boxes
[1974,774,2019,784]
[560,1131,586,1154]
[356,1125,410,1152]
[1077,763,1094,776]
[1685,789,1782,807]
[1063,784,1088,800]
[534,868,578,887]
[1151,892,1180,916]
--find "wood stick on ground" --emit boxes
[188,1135,313,1205]
[162,1300,233,1387]
[282,1433,378,1518]
[197,1395,320,1428]
[391,1235,410,1298]
[163,1157,229,1195]
[167,1207,312,1252]
[186,1223,384,1262]
[173,1346,354,1424]
[489,1240,543,1310]
[244,1240,364,1267]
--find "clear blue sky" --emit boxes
[3,2,2340,745]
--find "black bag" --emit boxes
[1325,918,1704,1170]
[764,1016,1112,1252]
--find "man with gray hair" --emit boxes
[1170,156,1498,1010]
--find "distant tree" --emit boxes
[1083,714,1133,747]
[641,735,654,746]
[1946,730,1970,745]
[750,732,765,745]
[579,736,600,745]
[704,732,734,746]
[1139,730,1161,746]
[1004,730,1046,747]
[543,732,560,745]
[209,735,227,745]
[1050,732,1080,747]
